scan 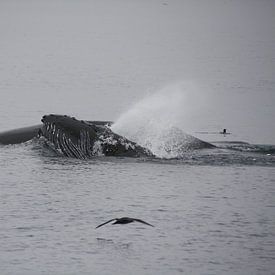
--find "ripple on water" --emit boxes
[0,141,275,274]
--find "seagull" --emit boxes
[95,217,154,228]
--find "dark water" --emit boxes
[0,141,274,274]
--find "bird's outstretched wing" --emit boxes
[134,219,154,227]
[95,219,116,229]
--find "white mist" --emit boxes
[111,83,208,158]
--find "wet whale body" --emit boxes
[0,114,215,158]
[0,124,42,145]
[40,114,152,158]
[0,120,113,146]
[0,115,150,159]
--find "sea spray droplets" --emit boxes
[111,83,206,158]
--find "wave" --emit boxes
[212,141,275,155]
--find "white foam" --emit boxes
[111,83,204,158]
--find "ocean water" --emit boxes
[1,138,275,275]
[1,0,275,274]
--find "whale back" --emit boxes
[0,125,42,145]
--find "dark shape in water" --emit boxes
[0,124,42,145]
[220,128,231,135]
[0,120,112,145]
[0,114,215,158]
[95,217,154,228]
[0,115,151,158]
[40,114,152,159]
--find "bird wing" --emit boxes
[134,219,154,227]
[95,218,116,229]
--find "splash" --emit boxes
[111,83,208,158]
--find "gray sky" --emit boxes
[0,0,274,143]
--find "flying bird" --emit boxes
[95,217,154,228]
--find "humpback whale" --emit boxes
[95,217,154,228]
[39,114,152,158]
[0,115,152,158]
[0,124,43,145]
[0,114,215,158]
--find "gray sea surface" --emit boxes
[1,0,275,274]
[1,141,275,275]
